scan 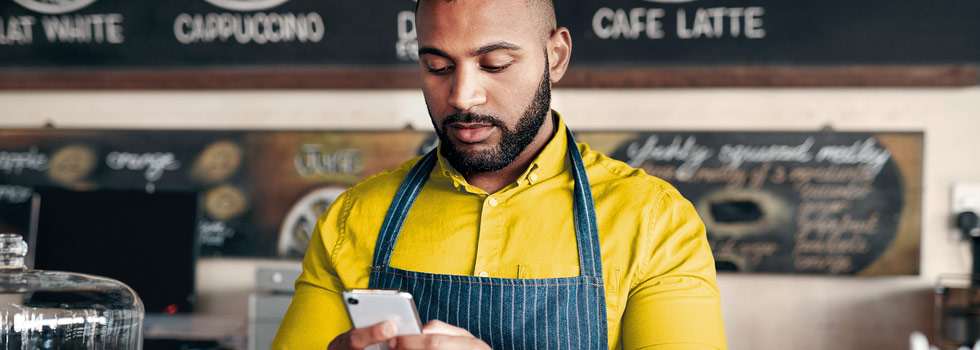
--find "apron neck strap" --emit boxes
[372,150,438,268]
[565,129,602,278]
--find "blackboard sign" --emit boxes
[1,0,978,68]
[0,0,417,67]
[563,0,980,66]
[0,128,922,275]
[600,132,922,275]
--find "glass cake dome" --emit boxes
[0,233,144,349]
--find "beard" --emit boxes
[432,64,552,174]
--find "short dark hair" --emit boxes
[415,0,557,39]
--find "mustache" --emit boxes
[441,112,505,129]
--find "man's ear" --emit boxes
[547,27,572,84]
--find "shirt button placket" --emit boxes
[474,195,500,276]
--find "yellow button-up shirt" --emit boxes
[273,114,726,349]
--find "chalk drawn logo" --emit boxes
[12,0,97,14]
[203,0,290,11]
[204,185,248,221]
[48,144,97,186]
[191,141,244,184]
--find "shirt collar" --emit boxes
[435,110,570,194]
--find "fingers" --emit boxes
[420,320,474,337]
[389,334,491,350]
[331,321,398,350]
[390,321,489,350]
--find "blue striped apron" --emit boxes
[368,128,609,349]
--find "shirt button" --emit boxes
[529,173,538,183]
[488,197,498,207]
[478,271,489,277]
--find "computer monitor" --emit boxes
[30,188,198,314]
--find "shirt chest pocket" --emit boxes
[516,264,621,312]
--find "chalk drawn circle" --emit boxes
[12,0,98,15]
[277,186,347,257]
[204,185,249,221]
[642,0,698,3]
[48,144,97,185]
[191,141,243,184]
[203,0,290,12]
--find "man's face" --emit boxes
[416,0,553,174]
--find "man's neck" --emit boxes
[463,113,556,194]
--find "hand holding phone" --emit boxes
[341,289,422,350]
[334,289,489,350]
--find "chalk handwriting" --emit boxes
[41,14,124,44]
[174,12,323,45]
[198,220,235,246]
[592,6,765,40]
[794,254,851,274]
[797,182,873,200]
[789,164,873,185]
[689,165,747,189]
[105,151,181,182]
[0,16,37,45]
[627,134,904,275]
[737,242,779,264]
[396,11,418,61]
[625,135,713,181]
[798,213,879,238]
[798,200,852,217]
[0,185,32,203]
[815,137,891,178]
[0,147,49,175]
[294,146,362,177]
[718,137,814,169]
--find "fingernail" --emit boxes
[382,322,397,337]
[388,338,398,348]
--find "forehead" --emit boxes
[416,0,541,51]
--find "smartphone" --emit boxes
[343,289,423,350]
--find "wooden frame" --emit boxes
[0,65,975,89]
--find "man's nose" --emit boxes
[447,66,487,111]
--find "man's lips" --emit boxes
[449,123,495,144]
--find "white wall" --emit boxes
[3,87,978,349]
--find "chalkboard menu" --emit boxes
[0,0,978,67]
[602,132,922,275]
[0,128,922,275]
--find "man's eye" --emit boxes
[427,66,452,74]
[482,63,512,72]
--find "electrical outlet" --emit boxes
[952,182,980,214]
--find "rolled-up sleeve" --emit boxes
[621,189,727,350]
[272,191,354,349]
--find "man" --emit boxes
[272,0,726,349]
